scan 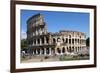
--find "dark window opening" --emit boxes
[41,48,44,54]
[62,47,65,53]
[62,38,64,42]
[42,37,44,44]
[53,38,56,44]
[57,48,61,53]
[69,47,71,52]
[75,39,77,43]
[72,39,74,44]
[46,48,49,54]
[37,39,40,44]
[37,49,40,55]
[69,39,71,44]
[66,38,68,43]
[34,39,36,44]
[46,37,49,44]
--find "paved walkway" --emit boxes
[21,56,60,63]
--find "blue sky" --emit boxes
[21,9,89,39]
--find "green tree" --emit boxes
[86,37,90,47]
[21,39,28,49]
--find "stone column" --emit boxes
[75,47,77,53]
[75,47,76,53]
[32,49,34,55]
[55,38,57,43]
[55,48,57,55]
[52,48,55,55]
[71,38,72,45]
[44,37,46,45]
[33,32,35,36]
[76,47,78,53]
[79,47,81,53]
[44,48,46,56]
[74,47,75,53]
[77,38,79,45]
[49,48,51,55]
[37,28,38,35]
[74,38,75,45]
[60,48,62,55]
[42,28,44,34]
[68,38,69,45]
[33,39,34,46]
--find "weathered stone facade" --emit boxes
[27,13,87,56]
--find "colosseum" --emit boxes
[27,13,87,56]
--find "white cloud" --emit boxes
[21,30,27,39]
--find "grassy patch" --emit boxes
[59,55,89,61]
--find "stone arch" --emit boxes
[51,48,55,55]
[62,47,65,53]
[41,48,44,54]
[33,48,36,55]
[72,39,74,44]
[75,47,77,52]
[37,48,40,55]
[57,48,61,54]
[75,39,77,43]
[72,46,74,52]
[69,46,71,52]
[80,36,81,38]
[66,38,68,43]
[62,38,65,43]
[33,39,36,45]
[57,37,60,42]
[69,39,71,44]
[78,47,80,52]
[46,48,49,54]
[53,38,56,44]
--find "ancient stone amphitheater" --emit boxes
[27,13,87,56]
